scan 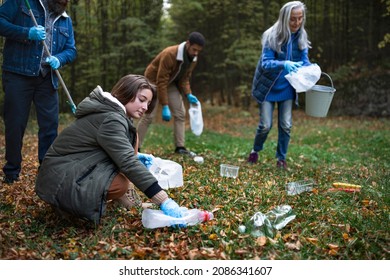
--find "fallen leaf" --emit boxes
[328,243,339,250]
[362,199,370,206]
[328,249,338,256]
[234,249,249,254]
[256,236,267,246]
[285,241,302,250]
[188,249,199,260]
[209,233,218,240]
[306,237,319,244]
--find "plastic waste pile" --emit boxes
[239,205,296,238]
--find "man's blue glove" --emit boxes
[138,153,153,169]
[284,61,303,73]
[45,56,60,70]
[162,105,171,121]
[28,25,46,41]
[187,93,199,104]
[160,198,183,218]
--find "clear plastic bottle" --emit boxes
[142,208,214,229]
[285,180,314,195]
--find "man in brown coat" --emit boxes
[137,32,205,155]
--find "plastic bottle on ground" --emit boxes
[142,208,213,229]
[241,205,296,238]
[285,180,314,195]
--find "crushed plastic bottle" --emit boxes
[285,179,314,196]
[142,208,213,229]
[240,205,296,238]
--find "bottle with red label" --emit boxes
[142,208,214,229]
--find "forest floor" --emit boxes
[0,104,389,260]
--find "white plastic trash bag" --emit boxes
[285,63,321,92]
[188,102,203,136]
[149,157,183,189]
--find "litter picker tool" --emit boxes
[24,0,77,114]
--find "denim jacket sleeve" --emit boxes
[52,16,77,67]
[0,0,32,42]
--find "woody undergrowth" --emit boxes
[0,105,389,260]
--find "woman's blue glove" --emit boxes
[284,61,303,73]
[160,198,183,218]
[137,153,153,169]
[162,105,171,121]
[187,93,199,104]
[28,25,46,40]
[45,56,60,70]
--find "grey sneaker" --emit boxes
[115,187,142,209]
[175,146,196,157]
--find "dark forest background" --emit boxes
[1,0,389,116]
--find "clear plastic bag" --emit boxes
[285,63,321,92]
[188,102,204,136]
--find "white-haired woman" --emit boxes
[248,1,312,169]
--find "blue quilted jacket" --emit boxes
[252,31,310,104]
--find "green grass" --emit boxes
[0,106,389,260]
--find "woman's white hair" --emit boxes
[262,1,311,53]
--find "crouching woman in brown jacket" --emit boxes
[35,74,184,224]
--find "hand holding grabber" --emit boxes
[24,0,77,114]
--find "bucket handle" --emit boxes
[321,72,334,90]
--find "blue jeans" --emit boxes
[2,71,59,177]
[252,99,293,160]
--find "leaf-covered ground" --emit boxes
[0,105,389,260]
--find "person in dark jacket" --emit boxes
[137,32,205,156]
[0,0,77,184]
[247,1,312,169]
[35,75,184,224]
